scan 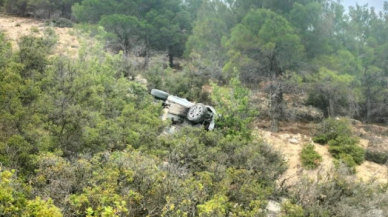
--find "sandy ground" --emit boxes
[0,16,79,57]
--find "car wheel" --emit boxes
[187,103,207,124]
[151,89,169,100]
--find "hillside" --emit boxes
[0,16,79,57]
[2,14,387,185]
[1,0,388,215]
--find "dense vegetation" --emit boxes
[1,0,388,216]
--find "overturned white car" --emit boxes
[151,89,216,131]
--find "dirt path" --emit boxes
[0,16,79,57]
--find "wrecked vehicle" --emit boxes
[151,89,216,131]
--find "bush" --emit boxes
[211,74,258,138]
[313,118,365,171]
[328,136,365,165]
[144,66,210,103]
[300,144,322,169]
[365,150,388,164]
[289,166,388,217]
[281,201,304,217]
[46,18,73,28]
[312,118,352,144]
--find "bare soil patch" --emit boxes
[0,16,79,57]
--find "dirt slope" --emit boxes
[0,16,79,57]
[255,122,388,186]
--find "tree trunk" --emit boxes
[328,96,335,117]
[124,40,129,57]
[168,53,174,68]
[143,36,150,69]
[269,51,283,132]
[270,80,283,132]
[366,89,372,123]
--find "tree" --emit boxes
[306,67,357,117]
[27,0,81,19]
[99,14,141,56]
[224,9,304,131]
[4,0,28,16]
[182,0,203,20]
[73,0,191,67]
[185,0,236,80]
[211,73,257,138]
[289,1,348,59]
[0,32,12,69]
[144,6,191,67]
[0,167,62,216]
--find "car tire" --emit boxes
[187,103,207,124]
[151,89,169,100]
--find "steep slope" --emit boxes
[255,122,388,187]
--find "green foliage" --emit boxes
[4,0,80,18]
[281,201,304,217]
[289,166,388,217]
[0,168,29,216]
[144,65,209,102]
[4,0,28,16]
[313,118,365,170]
[300,144,322,170]
[2,0,388,216]
[0,167,61,216]
[0,32,12,69]
[211,74,257,138]
[73,0,190,65]
[25,197,62,217]
[197,195,228,217]
[184,0,236,81]
[99,14,140,56]
[45,17,73,28]
[313,118,352,144]
[306,67,358,117]
[328,136,365,165]
[224,8,304,83]
[0,135,35,173]
[365,150,388,165]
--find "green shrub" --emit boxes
[46,18,73,28]
[312,135,327,144]
[313,118,365,171]
[300,144,322,169]
[281,201,304,217]
[328,136,365,165]
[144,66,209,103]
[31,27,39,33]
[365,150,388,164]
[313,118,352,144]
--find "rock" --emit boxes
[266,200,281,216]
[289,138,299,144]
